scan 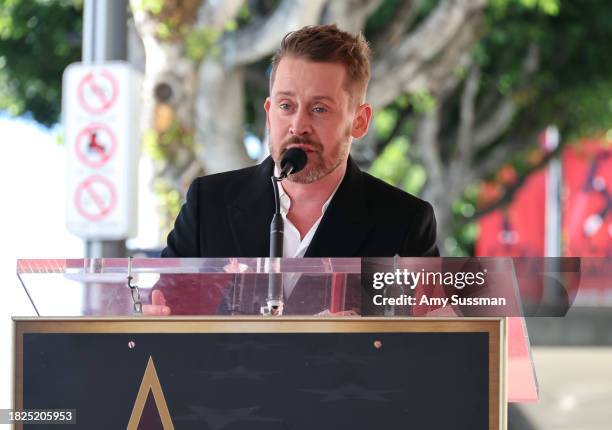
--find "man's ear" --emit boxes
[264,97,271,130]
[351,103,372,139]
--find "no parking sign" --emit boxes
[63,62,141,239]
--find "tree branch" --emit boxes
[467,141,518,185]
[374,104,414,156]
[414,105,444,192]
[472,98,516,147]
[456,62,481,159]
[444,61,481,198]
[220,0,327,68]
[405,13,484,96]
[443,43,542,199]
[437,52,472,99]
[321,0,383,34]
[359,48,471,166]
[196,0,245,32]
[472,43,540,148]
[458,144,564,227]
[371,0,424,52]
[369,0,486,109]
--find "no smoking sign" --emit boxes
[77,70,118,114]
[75,175,117,221]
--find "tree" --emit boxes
[0,0,82,126]
[4,1,610,253]
[368,0,612,254]
[130,0,488,233]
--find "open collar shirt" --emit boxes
[275,167,344,297]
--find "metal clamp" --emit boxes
[126,257,142,315]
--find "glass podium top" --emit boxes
[16,256,571,403]
[15,257,533,316]
[17,256,597,318]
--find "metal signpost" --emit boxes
[64,0,139,257]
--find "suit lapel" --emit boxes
[228,156,374,258]
[227,157,275,257]
[305,158,373,257]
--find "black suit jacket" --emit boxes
[162,156,439,258]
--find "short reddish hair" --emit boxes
[270,24,371,104]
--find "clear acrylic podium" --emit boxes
[14,258,538,429]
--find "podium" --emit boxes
[14,258,538,429]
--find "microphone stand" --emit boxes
[269,176,284,259]
[259,148,305,316]
[262,173,286,316]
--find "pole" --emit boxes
[82,0,128,258]
[543,125,564,312]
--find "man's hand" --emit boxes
[142,290,171,316]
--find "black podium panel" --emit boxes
[21,329,490,429]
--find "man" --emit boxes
[161,24,438,260]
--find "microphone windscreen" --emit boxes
[280,147,308,174]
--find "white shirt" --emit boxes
[277,182,337,258]
[275,169,343,297]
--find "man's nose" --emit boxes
[290,106,312,136]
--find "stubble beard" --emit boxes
[269,126,352,184]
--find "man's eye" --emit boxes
[313,106,327,113]
[279,103,292,110]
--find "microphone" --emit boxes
[270,147,308,259]
[261,147,308,316]
[278,147,308,179]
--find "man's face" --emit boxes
[264,57,371,183]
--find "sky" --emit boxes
[0,116,134,408]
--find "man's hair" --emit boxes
[269,24,371,105]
